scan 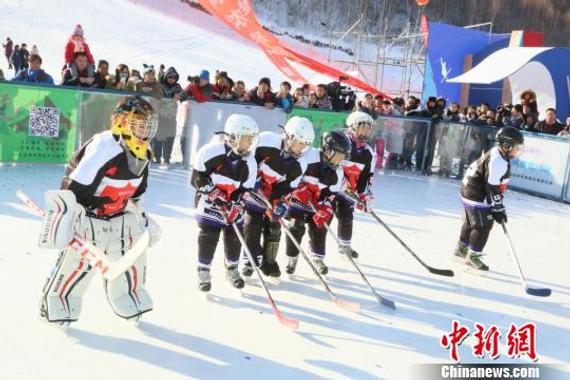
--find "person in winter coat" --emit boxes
[61,52,97,87]
[293,87,309,108]
[20,43,30,69]
[183,69,214,103]
[9,45,23,75]
[11,54,54,84]
[212,71,233,100]
[507,104,524,130]
[64,24,95,69]
[232,80,248,102]
[534,108,565,135]
[519,89,538,116]
[353,93,377,119]
[3,37,13,69]
[153,66,183,165]
[445,102,462,122]
[134,64,163,99]
[274,81,294,113]
[93,59,109,89]
[108,63,130,90]
[127,69,142,91]
[246,77,275,108]
[312,84,332,110]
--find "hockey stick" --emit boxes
[368,210,455,277]
[256,194,360,313]
[16,190,149,281]
[222,208,299,329]
[341,190,454,277]
[501,223,551,297]
[308,203,396,310]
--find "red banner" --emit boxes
[198,0,390,98]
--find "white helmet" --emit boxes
[346,111,374,141]
[224,114,260,156]
[283,116,315,158]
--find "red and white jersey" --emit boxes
[61,130,149,217]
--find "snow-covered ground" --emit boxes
[1,164,569,380]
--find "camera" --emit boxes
[187,75,200,84]
[326,81,356,112]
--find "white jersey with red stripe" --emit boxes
[62,130,149,218]
[341,133,376,195]
[191,141,257,227]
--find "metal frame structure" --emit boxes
[325,2,427,98]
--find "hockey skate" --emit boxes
[339,245,359,259]
[452,243,468,263]
[241,260,254,277]
[313,256,328,275]
[198,267,212,292]
[466,251,489,272]
[285,256,298,275]
[226,264,245,289]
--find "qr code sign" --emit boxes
[28,106,61,137]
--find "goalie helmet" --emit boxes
[224,114,260,156]
[111,96,158,160]
[283,116,315,158]
[346,111,374,142]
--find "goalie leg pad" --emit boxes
[39,190,82,249]
[104,213,152,319]
[41,248,96,322]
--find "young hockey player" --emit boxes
[38,96,161,324]
[241,116,315,278]
[284,130,351,275]
[191,114,259,292]
[335,111,376,258]
[455,126,524,271]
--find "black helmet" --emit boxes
[321,130,351,168]
[496,126,524,147]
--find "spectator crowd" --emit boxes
[2,25,570,168]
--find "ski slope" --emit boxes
[1,164,569,380]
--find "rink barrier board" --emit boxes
[2,82,570,203]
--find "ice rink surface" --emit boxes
[1,164,569,379]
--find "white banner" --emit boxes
[509,134,570,198]
[184,101,287,166]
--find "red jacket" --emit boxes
[64,38,95,65]
[184,83,213,103]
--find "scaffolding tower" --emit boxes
[326,2,427,98]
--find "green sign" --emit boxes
[0,83,79,163]
[288,108,348,146]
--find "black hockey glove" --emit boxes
[491,203,507,224]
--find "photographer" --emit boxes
[507,104,524,130]
[183,69,213,103]
[109,64,130,90]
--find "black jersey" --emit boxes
[301,148,344,201]
[461,146,510,207]
[254,131,311,201]
[342,134,376,194]
[191,141,257,227]
[61,130,149,217]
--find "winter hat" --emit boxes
[72,24,84,37]
[143,64,155,75]
[165,67,179,81]
[513,104,523,113]
[199,69,210,81]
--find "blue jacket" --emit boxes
[12,68,54,84]
[274,93,294,113]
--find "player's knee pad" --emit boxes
[41,248,96,322]
[105,253,152,319]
